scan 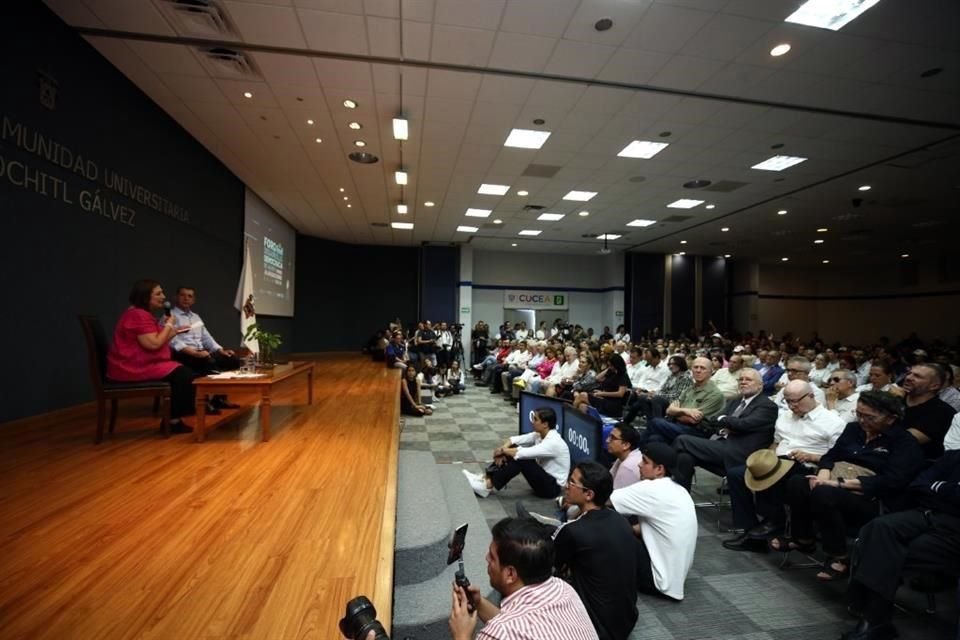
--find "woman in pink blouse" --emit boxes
[106,279,197,433]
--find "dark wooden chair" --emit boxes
[78,315,171,443]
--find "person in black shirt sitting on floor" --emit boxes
[840,449,960,640]
[553,461,638,640]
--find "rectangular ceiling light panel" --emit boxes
[478,183,510,195]
[457,225,478,232]
[563,190,597,201]
[465,208,492,218]
[392,118,409,140]
[518,229,542,236]
[785,0,882,31]
[751,155,808,171]
[667,199,704,209]
[504,128,551,149]
[391,222,414,229]
[617,140,669,159]
[597,234,621,240]
[537,213,565,221]
[626,218,657,227]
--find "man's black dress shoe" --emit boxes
[722,536,769,552]
[745,520,780,539]
[839,620,898,640]
[214,396,240,409]
[169,421,193,434]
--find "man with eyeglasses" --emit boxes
[606,424,644,489]
[636,357,724,449]
[721,380,846,551]
[825,369,860,424]
[553,462,638,640]
[770,356,825,411]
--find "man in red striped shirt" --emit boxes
[449,517,599,640]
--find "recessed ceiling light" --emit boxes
[724,254,732,258]
[563,190,597,202]
[493,219,503,224]
[901,253,910,258]
[343,196,349,200]
[518,229,542,236]
[424,201,435,207]
[752,155,808,171]
[397,204,408,214]
[777,209,788,215]
[683,179,712,189]
[315,137,322,143]
[243,91,253,99]
[354,140,366,147]
[705,204,716,210]
[511,243,518,247]
[504,128,551,149]
[391,221,413,230]
[392,117,408,141]
[781,257,790,262]
[858,185,871,191]
[817,227,828,232]
[517,190,529,196]
[339,187,345,192]
[785,0,881,31]
[814,239,824,244]
[721,227,729,232]
[348,121,362,130]
[822,259,830,264]
[617,140,669,159]
[465,208,492,218]
[343,99,357,109]
[578,211,590,217]
[626,219,656,227]
[597,234,621,240]
[678,251,686,256]
[667,199,704,209]
[537,213,565,221]
[346,204,352,208]
[457,225,478,233]
[395,170,408,185]
[680,240,687,244]
[478,183,510,195]
[770,43,792,56]
[306,119,314,125]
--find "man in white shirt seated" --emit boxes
[632,349,670,395]
[500,340,532,398]
[448,517,599,640]
[721,381,846,551]
[771,356,826,410]
[625,347,646,388]
[610,442,697,601]
[710,353,745,399]
[463,407,570,500]
[825,369,860,424]
[945,412,960,451]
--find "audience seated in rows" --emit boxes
[636,357,724,448]
[572,354,631,417]
[622,355,691,424]
[824,369,860,424]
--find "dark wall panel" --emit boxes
[293,236,419,351]
[1,1,244,422]
[420,245,458,323]
[702,257,728,331]
[671,255,695,336]
[626,253,664,338]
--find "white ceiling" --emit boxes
[42,0,960,264]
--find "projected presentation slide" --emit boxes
[244,189,296,317]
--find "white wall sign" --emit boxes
[503,290,569,310]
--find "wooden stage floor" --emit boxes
[0,354,400,640]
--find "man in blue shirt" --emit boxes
[170,286,241,409]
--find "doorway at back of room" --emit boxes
[503,309,569,335]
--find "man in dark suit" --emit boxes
[672,367,778,500]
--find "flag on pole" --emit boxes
[234,240,259,354]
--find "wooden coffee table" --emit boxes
[192,361,315,442]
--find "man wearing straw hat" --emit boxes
[721,380,846,552]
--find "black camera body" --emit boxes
[339,596,389,640]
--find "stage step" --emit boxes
[394,451,455,586]
[392,462,494,640]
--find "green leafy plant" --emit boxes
[243,323,282,364]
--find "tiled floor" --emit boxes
[399,382,959,640]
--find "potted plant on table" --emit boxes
[243,323,283,368]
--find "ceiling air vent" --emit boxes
[522,204,546,211]
[703,180,748,192]
[162,0,237,38]
[198,47,259,79]
[659,215,693,223]
[521,164,562,178]
[370,222,389,228]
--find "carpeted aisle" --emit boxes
[399,386,958,640]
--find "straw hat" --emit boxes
[744,449,795,492]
